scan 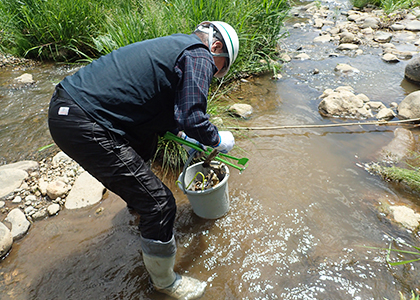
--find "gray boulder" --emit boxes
[404,57,420,84]
[398,90,420,119]
[318,89,373,118]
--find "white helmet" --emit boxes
[195,21,239,78]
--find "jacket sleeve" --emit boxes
[173,46,220,147]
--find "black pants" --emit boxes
[48,86,176,242]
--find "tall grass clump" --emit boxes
[1,0,289,169]
[351,0,417,12]
[93,0,290,80]
[1,0,107,60]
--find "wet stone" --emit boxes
[4,208,30,240]
[405,20,420,31]
[0,222,13,258]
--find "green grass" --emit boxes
[350,0,419,12]
[0,0,289,75]
[369,163,420,192]
[0,0,289,169]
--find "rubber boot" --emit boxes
[141,235,207,300]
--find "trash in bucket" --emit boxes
[178,161,230,219]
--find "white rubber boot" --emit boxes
[140,235,207,300]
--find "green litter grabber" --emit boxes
[163,131,249,172]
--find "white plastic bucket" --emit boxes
[178,161,230,219]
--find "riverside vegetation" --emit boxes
[0,0,290,171]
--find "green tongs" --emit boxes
[163,131,249,172]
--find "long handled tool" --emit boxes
[163,132,249,172]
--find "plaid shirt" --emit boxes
[174,46,220,147]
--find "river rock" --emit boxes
[366,101,386,111]
[387,50,413,60]
[404,57,420,84]
[314,34,332,43]
[376,107,395,120]
[334,63,360,73]
[339,32,358,44]
[405,20,420,31]
[294,53,311,60]
[228,103,253,119]
[38,178,48,196]
[337,43,359,51]
[280,53,292,62]
[52,151,73,167]
[0,160,38,172]
[382,53,399,63]
[373,31,393,43]
[65,171,106,209]
[47,203,60,216]
[31,209,48,221]
[398,90,420,119]
[14,73,35,84]
[0,168,28,199]
[0,222,13,258]
[378,128,415,163]
[46,180,68,200]
[356,93,370,103]
[389,206,420,230]
[313,18,324,28]
[318,88,373,118]
[390,23,405,31]
[4,208,31,240]
[0,159,38,198]
[361,17,380,29]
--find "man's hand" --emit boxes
[214,131,235,153]
[178,132,205,158]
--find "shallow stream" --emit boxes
[1,1,420,299]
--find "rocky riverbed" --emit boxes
[0,151,106,258]
[2,2,420,261]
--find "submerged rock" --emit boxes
[228,103,253,119]
[378,128,415,163]
[389,206,420,230]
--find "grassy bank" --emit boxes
[1,0,289,170]
[351,0,419,12]
[0,0,289,80]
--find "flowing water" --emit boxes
[2,2,420,299]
